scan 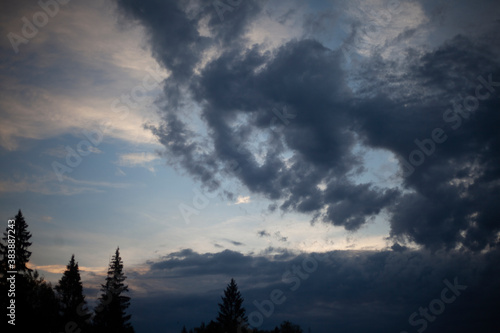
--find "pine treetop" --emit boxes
[55,254,90,325]
[0,210,32,274]
[56,254,86,309]
[93,247,134,333]
[217,278,248,332]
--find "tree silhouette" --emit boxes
[27,270,60,332]
[0,210,61,332]
[0,210,32,274]
[278,321,303,333]
[217,278,248,333]
[0,210,36,331]
[55,254,91,330]
[93,247,134,333]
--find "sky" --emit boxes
[0,0,499,332]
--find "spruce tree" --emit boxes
[0,210,35,331]
[93,247,134,333]
[0,210,32,274]
[55,254,91,330]
[0,210,61,332]
[217,278,248,333]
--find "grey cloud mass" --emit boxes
[116,0,500,252]
[129,247,500,332]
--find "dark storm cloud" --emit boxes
[353,33,500,251]
[145,248,290,293]
[130,248,500,332]
[116,0,268,81]
[116,0,209,82]
[118,0,500,251]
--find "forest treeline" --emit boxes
[0,210,134,333]
[0,210,307,333]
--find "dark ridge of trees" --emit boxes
[186,319,304,333]
[0,210,135,333]
[186,278,305,333]
[0,210,305,333]
[28,270,60,332]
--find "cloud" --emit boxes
[117,152,160,172]
[257,230,271,237]
[126,247,500,332]
[0,0,162,151]
[223,239,245,246]
[274,231,288,243]
[0,173,130,196]
[41,215,54,224]
[235,195,251,204]
[115,0,500,252]
[31,264,105,275]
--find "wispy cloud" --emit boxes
[41,216,55,224]
[0,173,130,195]
[117,152,160,172]
[0,0,163,151]
[222,239,245,246]
[29,264,106,275]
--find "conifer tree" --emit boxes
[0,210,32,274]
[0,210,60,332]
[55,254,91,330]
[93,247,134,333]
[217,278,248,333]
[0,210,33,330]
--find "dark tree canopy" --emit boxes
[278,321,303,333]
[55,254,90,329]
[94,247,134,333]
[0,210,305,333]
[27,270,60,333]
[217,278,248,333]
[0,210,59,332]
